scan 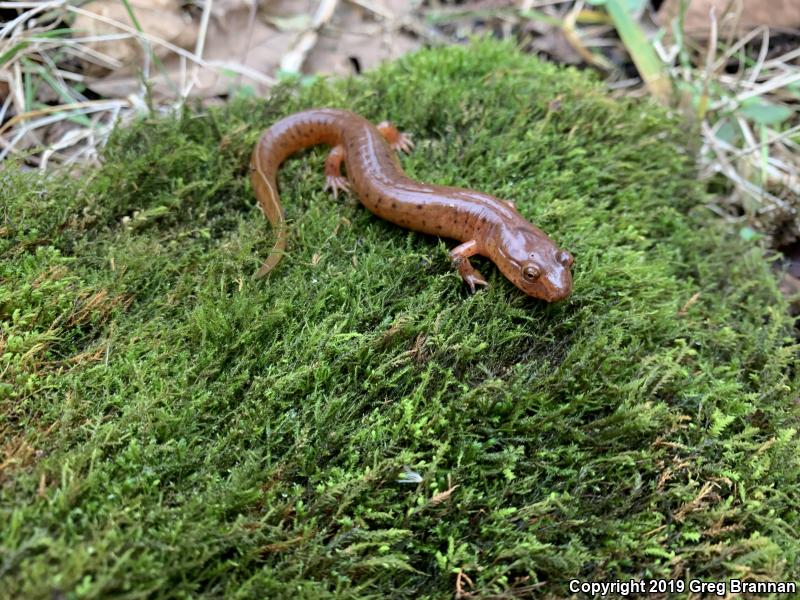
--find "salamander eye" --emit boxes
[557,250,574,267]
[522,265,541,281]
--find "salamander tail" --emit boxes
[250,148,287,278]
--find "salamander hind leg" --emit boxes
[450,240,488,293]
[324,145,351,199]
[377,121,414,154]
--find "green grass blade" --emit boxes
[604,0,672,102]
[0,41,31,66]
[20,57,92,127]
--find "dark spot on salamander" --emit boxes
[416,204,423,209]
[391,202,396,208]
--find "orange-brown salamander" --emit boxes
[250,108,574,302]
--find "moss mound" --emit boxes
[2,40,799,598]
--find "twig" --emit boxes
[697,6,718,119]
[745,26,770,86]
[280,0,340,74]
[455,568,475,599]
[184,0,213,97]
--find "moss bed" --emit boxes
[1,41,799,598]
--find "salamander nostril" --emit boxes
[557,250,574,267]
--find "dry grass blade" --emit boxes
[701,122,793,214]
[0,100,127,162]
[652,1,800,243]
[562,0,613,70]
[0,99,127,137]
[0,3,136,165]
[0,0,64,39]
[0,0,283,167]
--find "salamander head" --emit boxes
[495,225,574,302]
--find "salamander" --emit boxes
[250,108,573,302]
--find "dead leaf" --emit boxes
[778,270,800,315]
[81,0,421,100]
[72,0,197,76]
[674,481,719,522]
[528,28,584,65]
[265,13,313,32]
[677,292,701,316]
[657,0,800,37]
[429,484,458,506]
[279,0,340,74]
[210,0,256,21]
[0,436,37,484]
[86,3,286,99]
[304,1,421,76]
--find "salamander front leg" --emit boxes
[323,145,351,198]
[377,121,414,154]
[450,240,488,293]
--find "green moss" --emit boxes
[1,40,798,598]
